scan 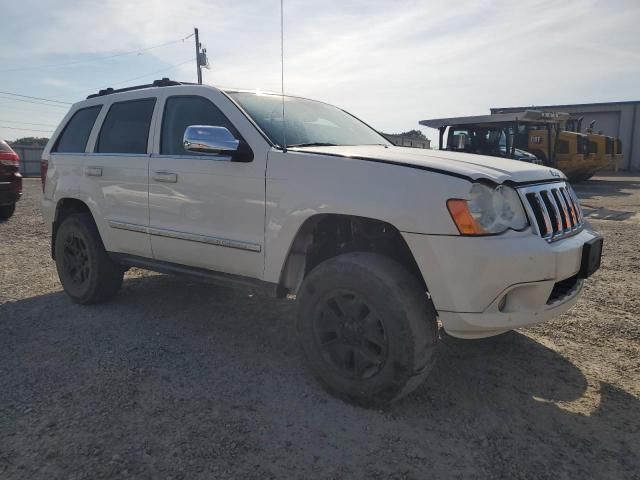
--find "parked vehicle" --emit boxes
[584,129,614,180]
[562,119,612,180]
[41,79,603,406]
[0,139,22,220]
[521,126,590,179]
[499,145,542,165]
[436,124,542,164]
[420,111,590,181]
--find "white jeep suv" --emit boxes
[41,78,602,406]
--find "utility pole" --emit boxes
[194,27,202,84]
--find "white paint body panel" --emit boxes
[146,87,268,278]
[41,84,596,339]
[285,144,566,185]
[262,148,470,283]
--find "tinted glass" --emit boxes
[161,96,240,155]
[97,99,155,154]
[229,92,390,148]
[54,106,102,153]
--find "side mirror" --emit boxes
[183,125,240,155]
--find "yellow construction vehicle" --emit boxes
[420,110,589,181]
[518,124,590,179]
[583,120,614,179]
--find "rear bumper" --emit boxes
[402,228,600,338]
[0,173,22,205]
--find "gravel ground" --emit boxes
[1,177,638,480]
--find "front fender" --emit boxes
[263,150,470,283]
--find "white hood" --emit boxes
[294,145,565,184]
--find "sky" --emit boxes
[1,0,639,145]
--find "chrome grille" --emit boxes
[519,182,584,242]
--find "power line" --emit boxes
[0,102,67,115]
[107,58,194,87]
[80,58,194,96]
[0,58,192,111]
[0,33,195,74]
[0,91,71,104]
[0,126,53,133]
[0,120,58,127]
[0,96,69,108]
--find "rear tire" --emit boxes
[0,203,15,220]
[297,252,438,407]
[54,213,124,304]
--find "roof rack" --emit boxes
[86,78,197,99]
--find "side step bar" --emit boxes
[110,253,278,297]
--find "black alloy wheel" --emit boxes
[297,252,439,406]
[54,213,124,304]
[62,232,91,287]
[313,291,389,380]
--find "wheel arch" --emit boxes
[276,213,428,298]
[51,198,96,259]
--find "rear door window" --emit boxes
[96,98,156,154]
[54,105,102,153]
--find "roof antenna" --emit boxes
[280,0,287,151]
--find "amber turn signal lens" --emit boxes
[447,199,485,235]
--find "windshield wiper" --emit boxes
[286,142,338,148]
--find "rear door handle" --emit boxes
[84,166,103,177]
[153,171,178,183]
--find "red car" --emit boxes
[0,139,22,220]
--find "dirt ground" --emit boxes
[1,177,638,480]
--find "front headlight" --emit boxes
[447,183,529,235]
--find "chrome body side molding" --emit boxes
[108,220,261,252]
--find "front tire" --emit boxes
[54,213,124,304]
[297,252,438,407]
[0,203,16,220]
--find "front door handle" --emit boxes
[84,166,103,177]
[153,171,178,183]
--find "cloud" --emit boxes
[41,77,74,88]
[0,0,639,141]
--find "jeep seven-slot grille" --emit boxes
[519,182,584,242]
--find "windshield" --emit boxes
[228,92,390,148]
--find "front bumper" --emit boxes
[402,227,600,338]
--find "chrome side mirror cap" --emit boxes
[183,125,240,155]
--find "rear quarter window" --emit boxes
[53,105,102,153]
[96,98,156,154]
